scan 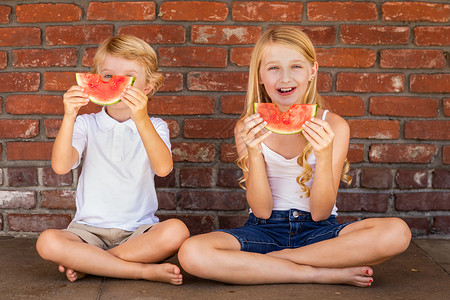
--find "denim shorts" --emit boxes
[218,209,351,254]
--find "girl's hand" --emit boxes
[63,85,90,119]
[240,113,272,154]
[120,85,150,122]
[302,117,335,160]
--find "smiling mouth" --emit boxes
[278,87,295,93]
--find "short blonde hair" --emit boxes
[92,35,164,95]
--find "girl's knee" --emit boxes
[377,218,411,254]
[178,236,209,272]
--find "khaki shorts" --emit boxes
[64,222,155,250]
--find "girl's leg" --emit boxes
[178,231,374,287]
[267,217,411,268]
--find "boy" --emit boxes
[36,35,189,285]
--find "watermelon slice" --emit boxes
[75,73,135,106]
[254,103,318,134]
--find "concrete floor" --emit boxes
[0,237,449,299]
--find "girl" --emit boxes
[178,26,411,287]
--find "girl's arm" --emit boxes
[302,113,350,221]
[235,115,273,219]
[122,86,173,177]
[52,86,89,175]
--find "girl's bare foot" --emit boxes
[314,266,373,287]
[142,263,183,285]
[58,265,86,282]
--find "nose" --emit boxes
[280,68,292,83]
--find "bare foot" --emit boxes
[314,266,374,287]
[141,263,183,285]
[59,265,87,282]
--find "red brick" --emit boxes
[158,72,183,92]
[41,190,76,210]
[155,170,176,188]
[317,73,332,92]
[156,191,177,210]
[218,215,248,229]
[233,1,302,22]
[185,119,237,139]
[230,47,253,67]
[188,72,248,92]
[0,27,41,46]
[403,217,430,236]
[395,169,428,189]
[337,73,404,93]
[42,168,73,187]
[0,215,2,230]
[339,168,356,188]
[369,144,437,163]
[336,193,389,212]
[12,48,77,68]
[46,25,113,46]
[316,48,375,68]
[360,168,393,189]
[180,168,213,188]
[158,214,214,235]
[380,49,446,69]
[308,1,377,21]
[6,95,62,115]
[118,25,185,44]
[161,1,227,21]
[299,26,336,45]
[323,96,364,117]
[432,169,450,189]
[17,3,81,23]
[221,143,238,163]
[444,98,450,117]
[405,121,450,140]
[382,2,450,23]
[0,51,6,69]
[0,5,11,23]
[0,119,39,138]
[8,214,71,232]
[87,1,155,21]
[217,168,242,188]
[336,215,359,224]
[82,47,97,67]
[341,25,409,45]
[191,25,261,45]
[396,192,450,211]
[8,167,38,187]
[410,74,450,93]
[221,95,246,114]
[180,191,246,211]
[0,168,2,185]
[149,96,215,115]
[0,72,40,92]
[369,97,438,118]
[44,119,61,138]
[432,216,450,234]
[164,119,180,138]
[348,144,364,163]
[44,71,75,91]
[0,191,36,209]
[443,146,450,165]
[348,119,399,139]
[171,143,216,162]
[159,47,227,67]
[7,142,53,161]
[414,26,450,46]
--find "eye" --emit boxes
[292,65,302,69]
[268,66,278,71]
[103,74,113,80]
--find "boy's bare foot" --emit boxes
[142,263,183,285]
[314,266,373,287]
[59,265,87,282]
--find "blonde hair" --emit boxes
[92,35,164,95]
[237,26,351,196]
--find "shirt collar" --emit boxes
[96,107,138,133]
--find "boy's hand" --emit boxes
[120,85,150,122]
[63,85,89,119]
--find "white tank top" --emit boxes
[261,110,338,215]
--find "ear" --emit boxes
[309,62,319,81]
[143,82,155,95]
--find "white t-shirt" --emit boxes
[71,107,171,231]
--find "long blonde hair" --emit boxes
[92,35,164,95]
[237,26,351,196]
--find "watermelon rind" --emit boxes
[75,73,136,106]
[254,103,318,135]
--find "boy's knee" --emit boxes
[36,229,60,259]
[161,219,190,246]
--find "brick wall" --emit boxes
[0,1,449,238]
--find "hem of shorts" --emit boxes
[216,229,245,251]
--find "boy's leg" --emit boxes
[267,217,411,268]
[36,226,186,285]
[178,231,374,287]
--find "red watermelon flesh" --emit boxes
[254,103,318,134]
[75,73,135,106]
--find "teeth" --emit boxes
[279,88,293,92]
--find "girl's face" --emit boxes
[259,43,318,112]
[98,53,151,108]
